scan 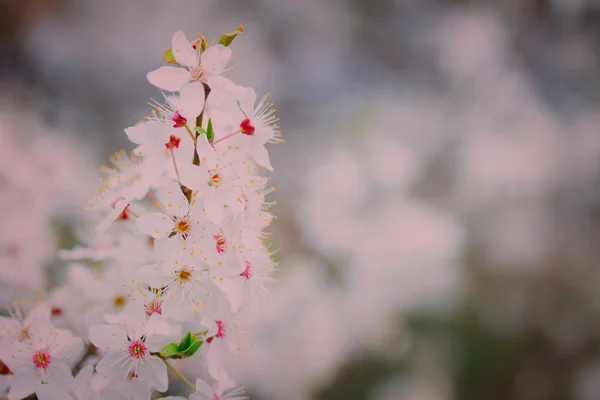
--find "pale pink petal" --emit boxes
[251,142,273,171]
[46,362,75,393]
[124,124,147,145]
[95,353,130,381]
[195,134,217,170]
[88,325,126,353]
[178,82,206,120]
[203,188,223,225]
[190,379,214,399]
[135,213,172,238]
[36,383,73,400]
[147,67,190,92]
[201,45,232,75]
[136,355,168,392]
[171,31,197,68]
[179,163,208,192]
[7,367,38,399]
[157,182,190,215]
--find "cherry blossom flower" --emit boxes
[0,317,84,400]
[147,31,232,92]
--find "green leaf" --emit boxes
[182,340,204,358]
[177,332,194,352]
[163,49,178,65]
[160,343,180,358]
[218,25,244,47]
[206,119,215,142]
[195,127,206,136]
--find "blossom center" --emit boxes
[208,172,221,187]
[240,261,252,279]
[240,118,255,135]
[177,267,192,282]
[18,327,30,341]
[51,307,63,316]
[213,395,220,400]
[215,320,226,338]
[32,350,51,369]
[128,340,147,359]
[175,217,191,237]
[172,111,187,128]
[190,66,205,82]
[113,295,127,309]
[165,135,182,150]
[213,233,227,253]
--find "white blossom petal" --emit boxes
[147,67,190,92]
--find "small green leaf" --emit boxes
[182,340,203,358]
[195,127,206,136]
[218,25,244,47]
[160,343,180,358]
[206,119,215,142]
[177,332,194,352]
[163,49,178,65]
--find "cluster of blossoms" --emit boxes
[0,27,280,400]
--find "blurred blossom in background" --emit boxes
[2,0,600,399]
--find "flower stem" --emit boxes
[169,148,181,182]
[162,357,196,391]
[212,129,241,146]
[184,124,197,143]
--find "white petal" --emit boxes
[201,45,232,75]
[251,142,273,171]
[190,379,214,399]
[179,163,208,192]
[178,82,206,120]
[136,355,168,392]
[156,182,190,215]
[50,330,84,362]
[171,31,197,68]
[95,353,130,382]
[88,325,127,353]
[36,383,73,400]
[131,379,152,400]
[135,213,172,238]
[46,362,75,393]
[203,188,223,225]
[195,134,217,169]
[124,124,147,145]
[147,67,190,92]
[7,367,38,400]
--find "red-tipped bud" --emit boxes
[240,118,255,135]
[172,111,187,128]
[165,135,181,150]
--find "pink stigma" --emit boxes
[240,118,255,135]
[214,233,227,254]
[213,394,220,400]
[32,350,51,369]
[172,111,187,128]
[240,261,252,279]
[165,135,181,150]
[215,320,226,338]
[145,299,162,317]
[128,340,147,359]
